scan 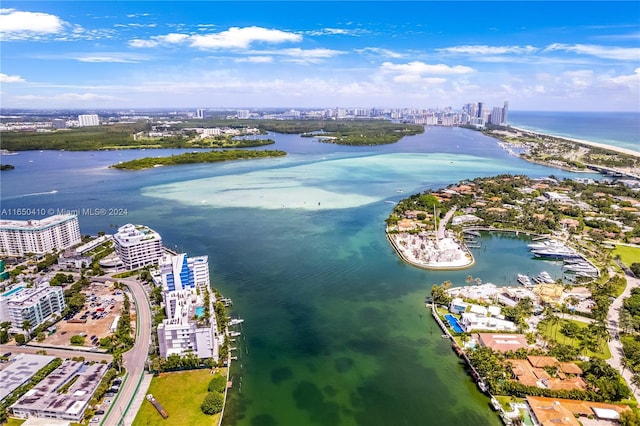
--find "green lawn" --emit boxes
[5,419,25,426]
[614,245,640,269]
[538,319,611,359]
[132,369,226,426]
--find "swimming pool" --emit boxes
[195,306,205,317]
[444,314,464,333]
[2,286,24,298]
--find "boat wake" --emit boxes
[6,189,58,199]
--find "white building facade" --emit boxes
[0,282,66,334]
[113,224,163,270]
[0,215,81,256]
[77,114,99,127]
[157,253,210,293]
[156,288,219,360]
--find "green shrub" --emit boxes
[200,391,224,415]
[207,374,227,393]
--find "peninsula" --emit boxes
[110,149,286,170]
[483,126,640,179]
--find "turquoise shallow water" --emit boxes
[0,127,595,425]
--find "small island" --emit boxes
[111,149,287,170]
[0,164,15,171]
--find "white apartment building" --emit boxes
[0,215,81,256]
[113,223,163,270]
[157,288,219,360]
[156,253,210,293]
[0,282,66,334]
[77,114,99,127]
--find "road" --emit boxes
[605,271,640,401]
[0,343,112,363]
[101,276,152,426]
[437,206,457,240]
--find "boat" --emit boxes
[491,397,501,411]
[517,274,532,286]
[228,318,244,326]
[463,230,481,237]
[536,271,555,284]
[229,331,241,337]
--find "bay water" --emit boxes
[0,126,601,425]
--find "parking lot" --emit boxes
[43,281,126,349]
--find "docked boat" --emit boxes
[517,274,532,286]
[537,271,555,284]
[228,318,245,326]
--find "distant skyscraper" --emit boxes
[77,114,99,127]
[237,110,250,119]
[477,102,483,118]
[196,109,205,119]
[502,101,509,125]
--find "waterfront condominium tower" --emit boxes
[157,253,210,293]
[0,214,81,256]
[113,223,164,270]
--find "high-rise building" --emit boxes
[196,109,205,119]
[77,114,99,127]
[156,287,220,360]
[0,215,81,256]
[113,224,163,270]
[157,253,210,293]
[502,101,509,125]
[490,107,503,125]
[237,110,250,119]
[477,102,483,118]
[0,282,66,334]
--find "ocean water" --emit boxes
[0,127,596,425]
[509,111,639,153]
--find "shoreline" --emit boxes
[508,125,640,158]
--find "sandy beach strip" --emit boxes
[509,126,639,158]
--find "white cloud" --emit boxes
[129,39,159,48]
[234,56,273,63]
[190,26,301,49]
[356,47,405,59]
[381,61,474,75]
[438,45,538,55]
[75,56,141,63]
[0,73,25,83]
[305,28,365,36]
[15,92,118,103]
[130,26,302,50]
[601,68,640,89]
[0,9,64,35]
[545,43,640,61]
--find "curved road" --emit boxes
[101,277,152,426]
[606,272,640,401]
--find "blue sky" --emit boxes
[1,1,639,111]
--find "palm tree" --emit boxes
[631,373,640,393]
[21,320,32,340]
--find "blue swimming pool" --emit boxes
[2,286,24,298]
[195,306,205,318]
[444,314,464,333]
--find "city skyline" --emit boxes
[1,1,639,111]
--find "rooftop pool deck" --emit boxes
[2,286,24,298]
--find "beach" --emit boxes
[509,126,639,158]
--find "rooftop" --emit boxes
[0,215,77,231]
[0,354,56,401]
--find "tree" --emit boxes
[21,320,32,340]
[14,334,26,345]
[208,374,227,393]
[431,281,452,306]
[631,263,640,277]
[619,409,640,426]
[200,391,224,415]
